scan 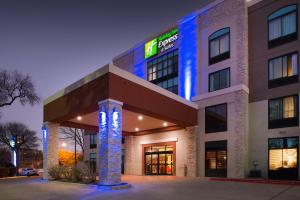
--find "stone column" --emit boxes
[186,126,198,177]
[98,99,123,186]
[42,122,59,180]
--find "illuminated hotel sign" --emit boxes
[145,28,178,59]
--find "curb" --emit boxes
[210,178,300,186]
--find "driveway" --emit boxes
[0,175,299,200]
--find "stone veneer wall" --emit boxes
[123,129,193,177]
[196,89,249,178]
[229,90,249,177]
[43,122,59,180]
[185,126,198,177]
[197,0,249,95]
[194,0,249,178]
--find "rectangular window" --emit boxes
[209,68,230,92]
[147,49,178,94]
[269,95,299,129]
[268,5,298,48]
[89,153,96,173]
[210,34,229,58]
[269,53,298,88]
[268,137,298,180]
[205,103,227,133]
[90,134,97,149]
[205,140,227,177]
[209,28,230,65]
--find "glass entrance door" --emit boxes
[144,145,174,175]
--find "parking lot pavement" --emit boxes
[0,175,299,200]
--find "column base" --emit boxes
[97,182,131,190]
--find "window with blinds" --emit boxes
[269,95,299,129]
[268,5,298,48]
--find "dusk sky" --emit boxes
[0,0,211,148]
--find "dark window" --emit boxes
[269,95,299,129]
[89,153,96,173]
[90,134,97,149]
[147,49,178,94]
[205,140,227,177]
[268,5,298,48]
[209,28,230,65]
[205,103,227,133]
[268,137,298,180]
[209,68,230,92]
[269,52,298,88]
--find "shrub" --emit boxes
[48,163,95,183]
[48,165,61,180]
[76,162,96,184]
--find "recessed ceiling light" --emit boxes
[138,115,143,120]
[135,128,139,132]
[163,122,168,127]
[77,116,82,121]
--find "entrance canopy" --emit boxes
[43,64,198,135]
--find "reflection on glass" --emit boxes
[159,154,166,164]
[152,154,158,164]
[166,154,172,165]
[166,165,172,174]
[206,151,216,169]
[152,165,158,174]
[217,151,227,169]
[146,155,151,164]
[159,165,165,174]
[269,148,297,170]
[283,149,297,168]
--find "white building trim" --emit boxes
[192,84,249,102]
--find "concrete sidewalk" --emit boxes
[0,175,299,200]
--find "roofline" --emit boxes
[44,64,198,110]
[113,0,225,62]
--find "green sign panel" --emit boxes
[144,28,178,59]
[145,38,158,59]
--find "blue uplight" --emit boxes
[42,128,47,141]
[134,43,146,79]
[178,13,198,101]
[100,111,107,129]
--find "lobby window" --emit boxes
[205,140,227,177]
[268,137,298,180]
[205,103,227,133]
[90,134,97,149]
[89,153,96,173]
[147,49,178,94]
[209,27,230,65]
[268,5,298,48]
[269,95,299,129]
[269,52,298,88]
[209,68,230,92]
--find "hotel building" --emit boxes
[43,0,300,185]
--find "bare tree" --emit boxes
[0,70,40,109]
[60,127,85,153]
[0,122,39,175]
